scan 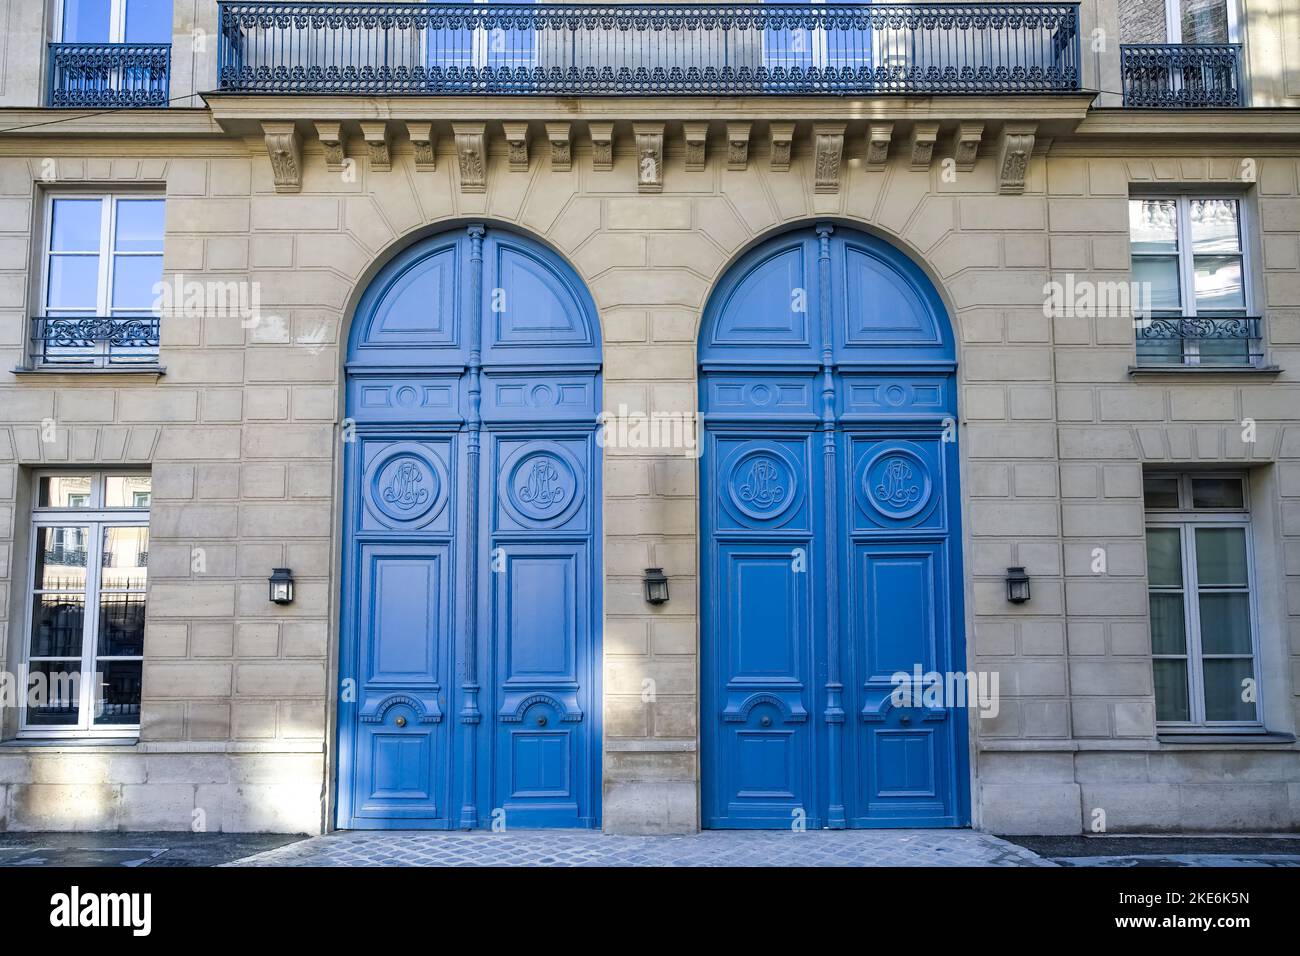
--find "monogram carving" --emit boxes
[873,457,921,509]
[863,449,933,521]
[518,457,567,511]
[502,445,585,526]
[727,449,799,523]
[383,460,430,511]
[738,457,786,509]
[370,450,443,524]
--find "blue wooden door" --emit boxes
[700,224,968,829]
[338,224,602,829]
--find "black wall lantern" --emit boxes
[1006,566,1030,604]
[269,567,295,605]
[643,567,669,605]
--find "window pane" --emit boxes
[1136,336,1185,366]
[101,526,149,590]
[1189,199,1240,253]
[1129,199,1179,253]
[1153,658,1190,722]
[1146,528,1184,587]
[1180,0,1230,44]
[1131,257,1182,311]
[94,660,143,725]
[34,526,89,590]
[30,593,85,657]
[1198,593,1252,655]
[50,198,104,252]
[25,661,82,726]
[1202,658,1256,722]
[1143,475,1180,509]
[1194,527,1248,587]
[1190,476,1244,510]
[113,199,165,252]
[111,255,163,311]
[124,0,174,43]
[98,592,146,657]
[39,475,94,508]
[1192,255,1245,311]
[1149,593,1187,655]
[46,255,101,310]
[105,475,152,509]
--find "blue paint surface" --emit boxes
[700,224,969,829]
[339,225,602,829]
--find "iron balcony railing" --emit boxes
[47,42,171,108]
[29,316,161,370]
[1135,315,1262,367]
[216,2,1081,96]
[1120,43,1242,108]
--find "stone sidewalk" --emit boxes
[227,828,1052,867]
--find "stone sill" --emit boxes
[1128,364,1282,381]
[12,366,165,384]
[981,734,1299,753]
[606,738,697,753]
[0,739,323,754]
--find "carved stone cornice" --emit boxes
[452,122,487,192]
[359,121,390,171]
[997,122,1037,194]
[544,122,572,171]
[314,121,344,171]
[910,121,940,170]
[502,122,530,171]
[589,122,614,171]
[726,122,751,171]
[769,122,795,172]
[683,122,708,172]
[406,122,435,170]
[955,122,984,172]
[262,121,301,193]
[813,122,846,194]
[633,122,664,193]
[866,122,893,169]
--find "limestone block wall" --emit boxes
[0,122,1297,833]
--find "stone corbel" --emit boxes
[589,122,614,172]
[726,122,752,171]
[359,121,391,172]
[813,122,846,194]
[910,122,940,171]
[633,122,664,193]
[545,122,572,171]
[407,122,436,171]
[997,122,1037,194]
[314,121,345,172]
[683,122,708,172]
[262,121,301,193]
[503,122,530,172]
[453,122,488,193]
[769,122,795,172]
[866,122,893,169]
[955,122,984,173]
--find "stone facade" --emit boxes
[0,0,1299,836]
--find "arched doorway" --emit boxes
[699,223,969,829]
[337,223,602,830]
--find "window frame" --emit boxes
[1145,471,1264,733]
[19,470,151,739]
[1128,192,1255,367]
[1164,0,1241,45]
[56,0,172,44]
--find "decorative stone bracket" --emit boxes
[545,122,572,171]
[633,122,665,193]
[262,121,301,193]
[813,122,846,194]
[453,122,488,192]
[997,122,1037,194]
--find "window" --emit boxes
[1128,195,1256,367]
[21,472,151,737]
[423,0,536,72]
[1165,0,1238,44]
[37,193,163,368]
[59,0,173,43]
[1144,472,1261,730]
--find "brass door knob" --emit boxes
[536,715,548,727]
[395,715,407,727]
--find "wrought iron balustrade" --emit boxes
[47,43,171,108]
[1120,43,1242,108]
[216,2,1081,96]
[29,316,161,370]
[1135,315,1262,367]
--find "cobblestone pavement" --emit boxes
[228,828,1053,867]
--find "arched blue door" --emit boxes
[700,224,969,829]
[338,224,602,829]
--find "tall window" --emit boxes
[1144,472,1261,730]
[22,473,151,737]
[424,0,536,73]
[38,193,163,367]
[1128,195,1254,366]
[1166,0,1237,44]
[59,0,173,43]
